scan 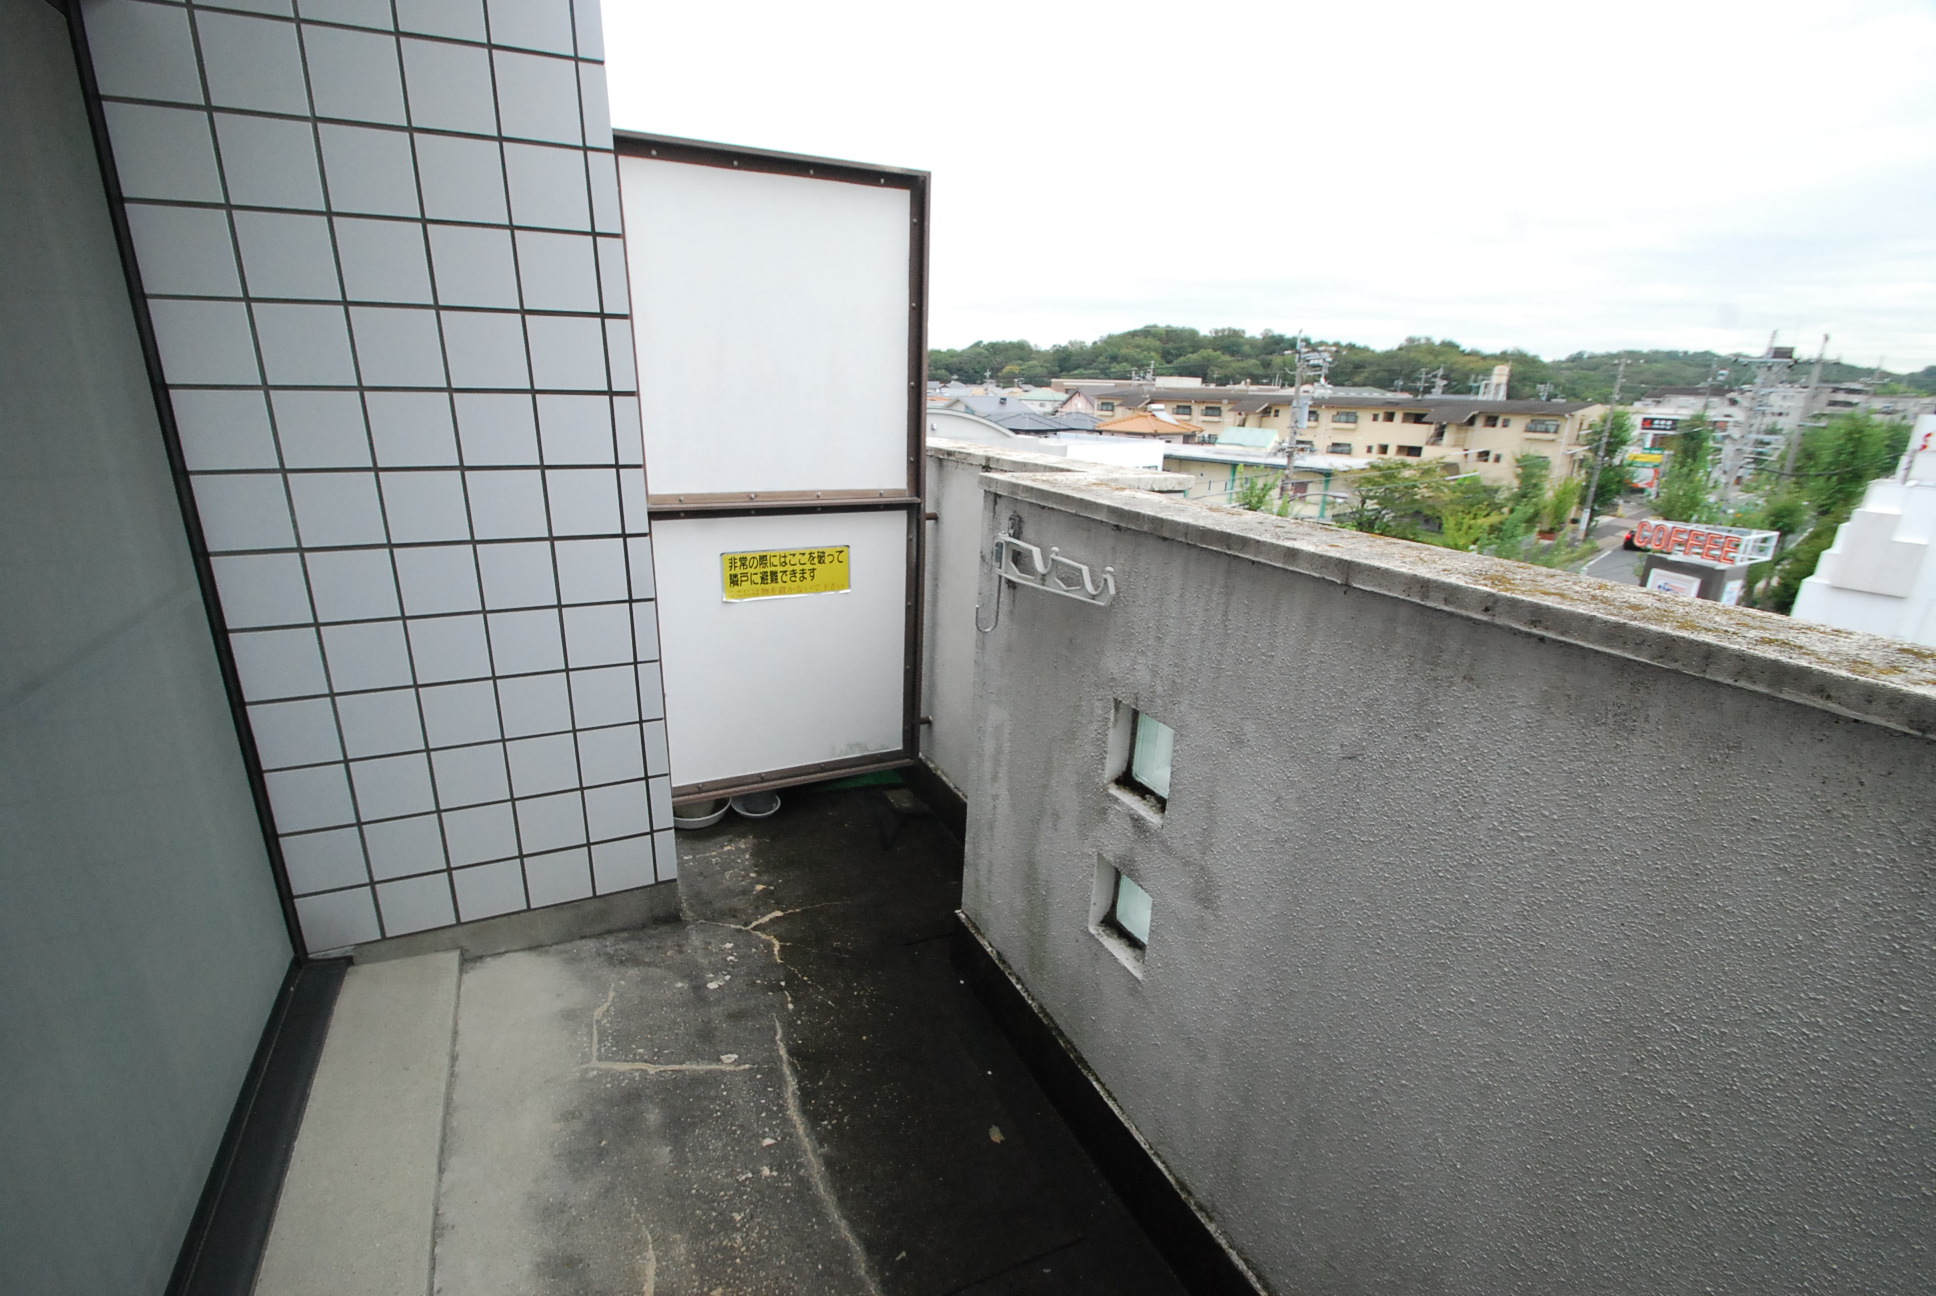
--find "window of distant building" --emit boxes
[1383,410,1397,422]
[1200,405,1222,419]
[1500,417,1512,428]
[1327,441,1352,454]
[1476,449,1492,462]
[1403,411,1426,424]
[1332,410,1358,424]
[1173,404,1192,417]
[1099,401,1115,412]
[1294,439,1315,452]
[1527,418,1560,434]
[1376,443,1390,454]
[1398,445,1423,457]
[1483,414,1499,427]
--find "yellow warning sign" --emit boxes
[722,546,851,601]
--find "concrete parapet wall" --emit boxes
[960,473,1936,1295]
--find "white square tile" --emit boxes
[652,829,677,881]
[590,836,651,895]
[476,541,556,608]
[514,230,598,312]
[254,303,357,386]
[573,0,603,58]
[220,2,300,19]
[444,802,518,866]
[452,858,525,920]
[419,680,501,748]
[382,472,472,543]
[506,732,578,797]
[368,391,459,465]
[351,307,448,387]
[397,0,486,42]
[497,671,572,737]
[304,548,400,621]
[400,38,497,134]
[216,113,329,208]
[545,469,620,535]
[630,602,659,660]
[248,697,344,769]
[351,751,438,819]
[484,0,573,53]
[85,1,203,102]
[365,815,447,881]
[281,827,368,895]
[503,143,589,230]
[554,538,626,604]
[192,473,296,551]
[432,741,509,806]
[635,661,664,719]
[295,887,381,951]
[233,212,340,301]
[515,791,585,852]
[647,776,674,832]
[604,320,635,392]
[578,64,611,150]
[523,846,592,907]
[175,391,279,471]
[408,613,493,683]
[535,395,611,464]
[124,205,241,297]
[587,150,621,233]
[584,780,649,842]
[486,608,563,674]
[335,218,434,303]
[231,628,330,701]
[335,687,425,758]
[212,552,314,627]
[642,720,668,777]
[272,391,371,468]
[394,543,482,613]
[528,316,607,391]
[454,392,539,463]
[266,762,357,831]
[415,133,508,223]
[441,311,530,389]
[491,50,581,145]
[151,301,260,386]
[429,225,520,308]
[303,24,407,124]
[567,667,637,728]
[618,468,648,534]
[104,103,223,203]
[624,537,656,598]
[321,618,414,690]
[466,470,548,538]
[574,722,642,786]
[289,471,387,547]
[614,400,642,465]
[376,873,455,935]
[198,10,311,114]
[594,237,628,314]
[320,124,421,217]
[299,0,395,28]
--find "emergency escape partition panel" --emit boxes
[615,135,927,801]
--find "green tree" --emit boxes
[1581,409,1635,513]
[1791,411,1910,517]
[1654,414,1716,522]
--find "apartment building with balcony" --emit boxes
[7,3,1933,1294]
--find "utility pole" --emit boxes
[1578,355,1629,542]
[1280,337,1333,509]
[1782,334,1828,481]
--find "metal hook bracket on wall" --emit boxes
[995,535,1116,607]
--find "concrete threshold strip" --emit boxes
[253,952,460,1296]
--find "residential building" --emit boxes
[1092,406,1205,442]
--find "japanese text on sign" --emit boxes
[721,546,851,601]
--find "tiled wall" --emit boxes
[81,0,675,952]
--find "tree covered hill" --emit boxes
[929,327,1934,403]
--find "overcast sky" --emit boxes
[604,0,1936,369]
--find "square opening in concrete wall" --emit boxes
[1107,700,1174,817]
[1090,858,1151,976]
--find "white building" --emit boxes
[1793,415,1936,646]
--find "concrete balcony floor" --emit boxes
[258,787,1185,1296]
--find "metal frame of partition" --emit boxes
[611,131,930,804]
